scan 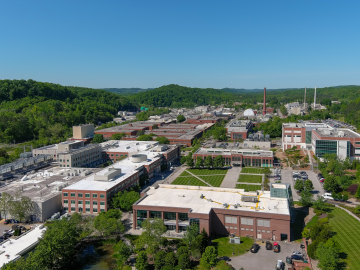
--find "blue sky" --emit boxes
[1,0,359,89]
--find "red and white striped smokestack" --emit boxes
[263,87,266,115]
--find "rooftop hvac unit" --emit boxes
[242,196,258,203]
[126,146,130,149]
[338,131,344,137]
[200,194,204,199]
[265,134,270,141]
[223,203,228,208]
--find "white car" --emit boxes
[322,194,333,200]
[292,251,302,256]
[324,193,332,197]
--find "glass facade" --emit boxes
[164,212,176,220]
[150,211,161,219]
[190,218,200,232]
[166,225,176,230]
[179,213,188,221]
[315,140,338,158]
[137,210,147,219]
[306,131,312,144]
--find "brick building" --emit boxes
[227,120,253,140]
[133,184,292,241]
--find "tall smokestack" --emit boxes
[314,86,317,109]
[263,87,266,115]
[304,87,306,107]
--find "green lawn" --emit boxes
[305,215,319,228]
[188,169,227,175]
[236,184,261,192]
[329,207,360,270]
[171,176,209,186]
[212,235,253,257]
[199,175,225,187]
[179,170,191,176]
[238,174,262,183]
[241,168,264,174]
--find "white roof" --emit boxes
[244,108,255,116]
[100,140,158,153]
[138,185,290,215]
[0,225,47,267]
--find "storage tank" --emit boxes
[131,154,147,163]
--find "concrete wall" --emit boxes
[40,194,62,221]
[73,124,94,139]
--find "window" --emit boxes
[63,200,68,204]
[100,194,105,198]
[93,194,98,198]
[164,212,176,220]
[71,207,76,211]
[85,201,90,205]
[64,207,68,211]
[179,213,188,221]
[241,228,244,230]
[86,208,90,212]
[63,192,68,197]
[100,201,105,205]
[137,210,147,219]
[262,230,265,232]
[150,211,161,218]
[257,219,270,227]
[78,201,83,204]
[78,193,83,197]
[234,227,237,229]
[71,193,75,197]
[267,231,271,233]
[225,226,229,229]
[93,201,97,205]
[71,200,75,204]
[246,228,249,231]
[100,209,105,212]
[93,208,98,212]
[241,218,253,225]
[225,216,237,224]
[85,194,90,198]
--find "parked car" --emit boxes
[291,254,303,260]
[274,175,281,180]
[4,219,11,225]
[301,175,308,180]
[250,243,260,253]
[319,178,325,182]
[324,193,332,197]
[322,194,334,200]
[276,260,284,270]
[266,241,272,250]
[300,171,307,175]
[292,251,302,256]
[293,172,300,175]
[293,175,301,181]
[273,242,280,252]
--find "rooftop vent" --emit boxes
[242,196,258,203]
[131,154,147,163]
[94,168,122,182]
[200,194,204,199]
[223,203,228,208]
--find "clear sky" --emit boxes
[1,0,359,89]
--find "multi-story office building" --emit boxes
[227,120,253,140]
[133,183,292,241]
[58,144,102,168]
[33,140,85,161]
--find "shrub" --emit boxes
[307,240,319,259]
[347,184,359,195]
[314,209,324,216]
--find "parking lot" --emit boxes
[280,170,325,201]
[229,240,304,270]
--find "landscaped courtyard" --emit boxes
[235,184,261,192]
[171,176,208,186]
[172,169,228,187]
[238,174,262,183]
[241,168,264,174]
[212,235,254,257]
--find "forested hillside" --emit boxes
[129,84,240,107]
[0,79,137,144]
[101,88,154,95]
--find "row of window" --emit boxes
[225,216,271,227]
[64,207,104,213]
[63,193,105,198]
[64,200,105,205]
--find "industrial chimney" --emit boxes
[263,87,266,115]
[314,86,317,109]
[304,87,306,107]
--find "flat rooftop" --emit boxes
[100,140,158,153]
[195,148,273,157]
[315,128,360,139]
[0,167,102,202]
[137,185,290,215]
[0,225,47,267]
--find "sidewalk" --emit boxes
[335,205,360,222]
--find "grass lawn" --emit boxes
[212,235,253,257]
[241,168,264,174]
[329,207,360,270]
[236,184,261,192]
[238,174,262,183]
[188,169,227,175]
[171,176,209,186]
[305,215,319,228]
[179,170,192,176]
[199,175,225,187]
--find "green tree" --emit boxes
[204,156,213,168]
[299,189,313,206]
[164,252,177,268]
[111,133,126,140]
[137,135,153,141]
[280,105,288,116]
[8,190,34,222]
[155,136,170,144]
[113,240,133,269]
[178,253,191,269]
[313,196,327,211]
[138,218,167,256]
[184,223,199,247]
[152,124,159,129]
[0,192,13,220]
[93,134,105,143]
[302,227,310,239]
[316,242,339,270]
[324,176,339,193]
[304,179,314,191]
[94,209,125,237]
[177,115,186,123]
[355,185,360,199]
[214,155,224,168]
[180,156,187,164]
[135,251,149,270]
[112,191,140,212]
[154,250,167,270]
[186,156,194,167]
[195,157,204,168]
[200,246,218,270]
[137,130,145,136]
[294,180,305,192]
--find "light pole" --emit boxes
[230,233,235,255]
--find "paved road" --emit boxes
[229,240,303,270]
[281,170,325,201]
[221,167,241,188]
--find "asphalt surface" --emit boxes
[229,241,304,270]
[280,170,325,201]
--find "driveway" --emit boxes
[281,170,325,201]
[229,240,304,270]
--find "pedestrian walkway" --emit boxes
[335,205,360,222]
[186,170,211,186]
[220,166,241,188]
[307,149,313,170]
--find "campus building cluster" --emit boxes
[133,183,292,241]
[282,122,360,160]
